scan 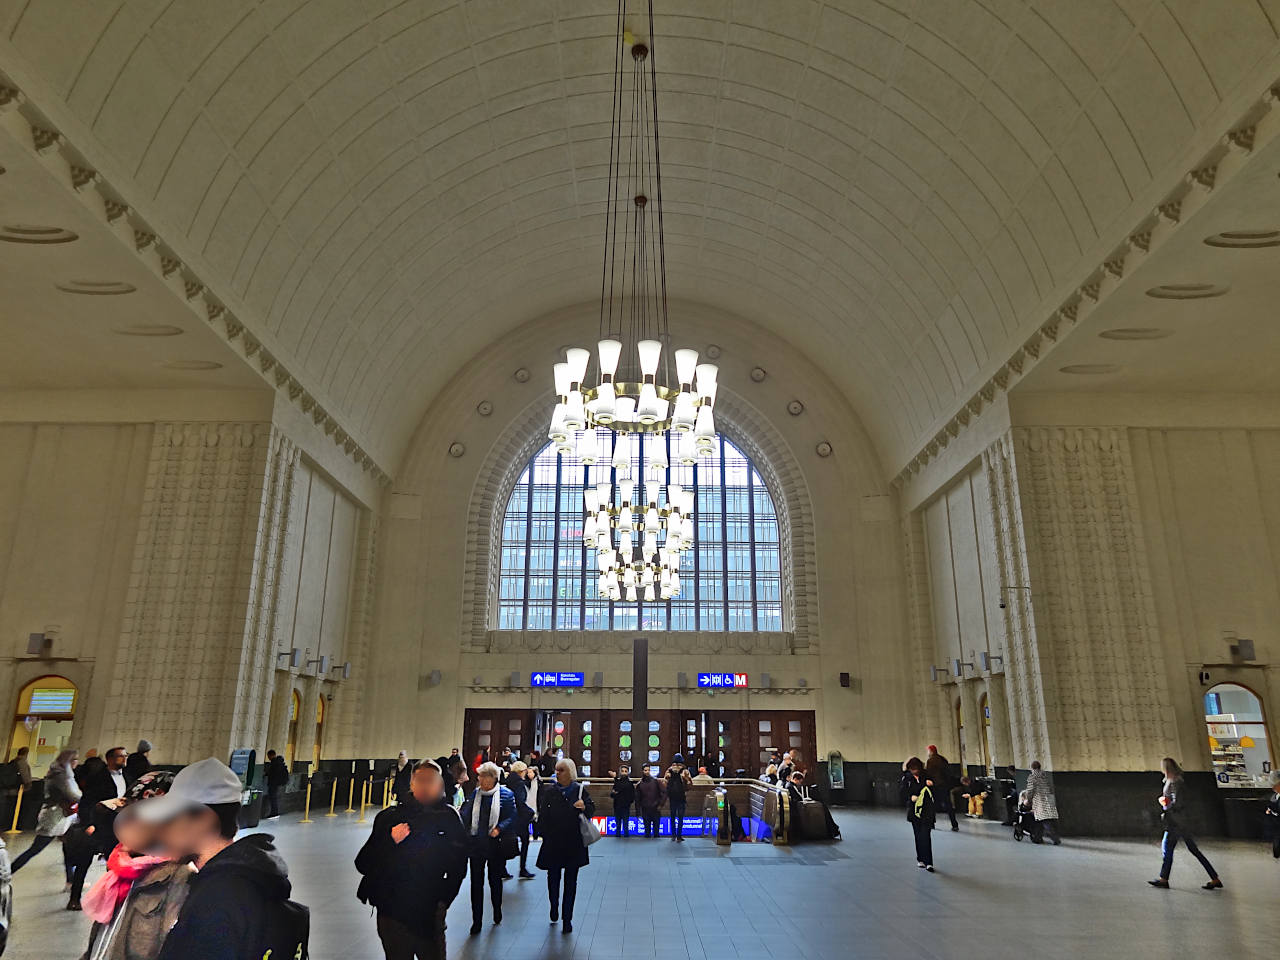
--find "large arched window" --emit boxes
[497,431,783,632]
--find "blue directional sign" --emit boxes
[531,671,585,687]
[697,672,748,688]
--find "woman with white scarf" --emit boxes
[459,762,516,936]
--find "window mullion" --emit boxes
[522,466,534,630]
[720,438,729,630]
[748,462,758,632]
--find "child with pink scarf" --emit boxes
[80,770,193,960]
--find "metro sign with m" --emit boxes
[697,672,748,688]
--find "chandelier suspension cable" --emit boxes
[548,0,718,604]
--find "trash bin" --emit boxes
[238,789,264,829]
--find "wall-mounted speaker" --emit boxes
[510,671,521,687]
[839,672,850,688]
[593,671,604,687]
[677,672,688,688]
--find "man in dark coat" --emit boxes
[125,739,154,785]
[137,757,309,960]
[264,749,289,819]
[609,766,636,837]
[66,745,129,909]
[389,751,413,802]
[924,745,958,831]
[356,759,468,959]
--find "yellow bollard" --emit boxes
[356,781,368,824]
[299,779,314,824]
[381,779,389,809]
[5,783,23,835]
[345,778,355,814]
[325,778,338,817]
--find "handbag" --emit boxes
[576,784,600,846]
[499,829,520,861]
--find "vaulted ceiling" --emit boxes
[2,1,1279,475]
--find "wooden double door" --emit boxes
[463,707,817,779]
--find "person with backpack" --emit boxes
[130,757,309,960]
[900,756,936,872]
[1,747,31,831]
[263,750,289,820]
[924,745,957,831]
[609,765,635,837]
[664,754,693,842]
[10,748,79,876]
[356,758,468,959]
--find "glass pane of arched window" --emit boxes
[495,431,783,631]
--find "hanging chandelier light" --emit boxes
[548,0,717,605]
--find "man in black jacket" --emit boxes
[135,757,309,960]
[609,766,636,837]
[66,745,130,909]
[264,749,289,819]
[356,759,468,960]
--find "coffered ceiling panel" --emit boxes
[1,0,1278,472]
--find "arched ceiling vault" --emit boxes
[3,1,1280,475]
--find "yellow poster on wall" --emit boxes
[1239,735,1256,748]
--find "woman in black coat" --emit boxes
[504,761,536,879]
[536,757,595,934]
[900,756,936,872]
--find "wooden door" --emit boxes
[463,709,532,767]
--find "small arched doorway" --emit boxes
[286,690,301,768]
[1204,682,1273,788]
[312,696,326,769]
[9,675,78,777]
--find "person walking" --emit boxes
[459,762,515,935]
[999,763,1020,825]
[356,759,468,959]
[78,770,192,960]
[536,758,594,934]
[10,748,79,875]
[1,746,32,831]
[924,746,957,831]
[264,750,289,819]
[125,741,154,786]
[665,754,692,842]
[610,766,635,837]
[900,757,935,872]
[1264,771,1280,860]
[389,751,413,803]
[504,762,536,879]
[1148,757,1223,890]
[1024,760,1061,845]
[66,745,130,910]
[132,758,310,960]
[634,769,664,838]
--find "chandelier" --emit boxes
[548,0,718,604]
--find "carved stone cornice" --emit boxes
[891,81,1280,491]
[0,76,391,487]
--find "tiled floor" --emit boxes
[3,807,1276,959]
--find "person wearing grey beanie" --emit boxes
[126,740,154,786]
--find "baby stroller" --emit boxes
[1012,790,1042,843]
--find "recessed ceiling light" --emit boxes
[1098,328,1173,341]
[1204,230,1280,248]
[0,223,79,244]
[161,360,222,371]
[1144,283,1227,299]
[56,279,137,295]
[1060,363,1120,375]
[115,324,184,337]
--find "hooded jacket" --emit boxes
[355,795,467,937]
[156,834,307,960]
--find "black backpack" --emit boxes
[261,899,310,960]
[0,761,20,791]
